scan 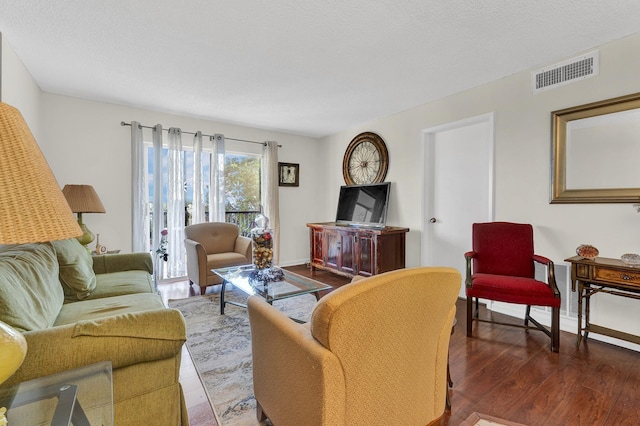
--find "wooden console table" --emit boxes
[565,255,640,346]
[307,223,409,279]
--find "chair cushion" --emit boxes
[52,238,97,301]
[467,273,560,307]
[206,252,250,272]
[0,243,64,332]
[472,222,534,278]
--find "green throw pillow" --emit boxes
[0,243,64,332]
[52,238,97,301]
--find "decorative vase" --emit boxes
[251,228,273,270]
[251,214,273,270]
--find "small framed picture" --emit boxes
[279,162,300,187]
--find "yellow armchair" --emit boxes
[184,222,252,295]
[248,267,461,426]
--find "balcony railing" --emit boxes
[225,211,261,236]
[152,210,260,242]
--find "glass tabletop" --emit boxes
[0,361,113,426]
[213,265,332,302]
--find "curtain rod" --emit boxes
[120,121,281,147]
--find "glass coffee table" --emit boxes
[212,265,332,321]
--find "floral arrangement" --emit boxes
[249,267,284,286]
[156,228,169,261]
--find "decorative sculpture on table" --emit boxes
[576,244,599,260]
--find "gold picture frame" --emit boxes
[551,92,640,203]
[278,162,299,187]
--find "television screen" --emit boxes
[335,182,390,228]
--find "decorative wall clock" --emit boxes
[342,132,389,185]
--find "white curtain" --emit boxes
[192,131,205,224]
[152,125,164,281]
[262,141,280,264]
[130,121,149,253]
[167,128,186,277]
[209,134,226,222]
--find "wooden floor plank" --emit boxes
[603,366,640,425]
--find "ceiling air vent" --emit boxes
[532,51,599,93]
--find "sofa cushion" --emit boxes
[52,238,97,301]
[83,270,155,300]
[54,293,165,326]
[0,243,64,332]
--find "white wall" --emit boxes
[321,32,640,345]
[1,36,43,139]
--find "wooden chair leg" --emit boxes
[200,286,206,296]
[524,305,531,327]
[466,296,473,337]
[551,306,560,353]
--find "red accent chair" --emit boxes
[465,222,561,352]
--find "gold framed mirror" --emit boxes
[551,92,640,203]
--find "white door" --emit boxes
[422,113,494,297]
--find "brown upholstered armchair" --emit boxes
[184,222,252,295]
[247,267,461,426]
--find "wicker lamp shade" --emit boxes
[0,101,83,386]
[0,102,82,244]
[62,185,106,213]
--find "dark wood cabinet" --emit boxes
[307,222,409,278]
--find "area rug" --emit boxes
[169,289,318,426]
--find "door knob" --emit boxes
[429,218,437,223]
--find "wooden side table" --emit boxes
[565,255,640,346]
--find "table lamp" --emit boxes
[61,184,106,247]
[0,101,82,385]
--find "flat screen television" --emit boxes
[335,182,390,228]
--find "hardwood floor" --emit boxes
[159,266,640,425]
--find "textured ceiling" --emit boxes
[1,1,640,137]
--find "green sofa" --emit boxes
[0,239,188,425]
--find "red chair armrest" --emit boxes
[464,251,476,287]
[532,254,552,265]
[532,255,560,297]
